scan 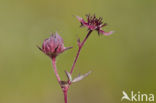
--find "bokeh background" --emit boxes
[0,0,156,103]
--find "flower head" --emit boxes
[76,14,114,36]
[38,32,72,58]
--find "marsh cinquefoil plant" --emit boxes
[38,14,113,103]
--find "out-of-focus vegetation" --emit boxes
[0,0,156,103]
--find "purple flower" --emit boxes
[76,14,114,36]
[38,32,72,58]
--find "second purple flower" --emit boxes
[38,32,72,58]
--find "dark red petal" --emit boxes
[88,25,97,30]
[99,30,114,36]
[76,16,88,26]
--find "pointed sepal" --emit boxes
[64,46,73,51]
[37,45,43,52]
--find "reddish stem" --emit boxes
[51,57,61,83]
[63,89,68,103]
[52,58,69,103]
[70,30,92,74]
[51,30,92,103]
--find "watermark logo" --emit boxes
[121,91,154,102]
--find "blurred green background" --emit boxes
[0,0,156,103]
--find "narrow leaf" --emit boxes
[65,71,72,82]
[72,71,92,83]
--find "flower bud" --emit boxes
[38,32,72,58]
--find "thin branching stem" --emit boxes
[63,89,68,103]
[51,30,93,103]
[70,30,92,74]
[51,57,61,83]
